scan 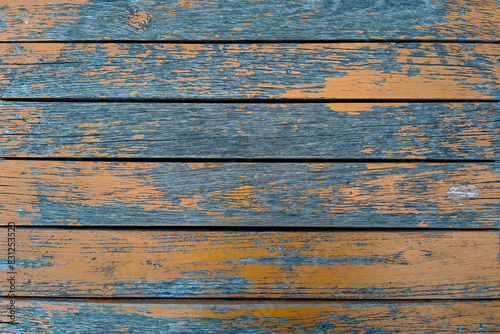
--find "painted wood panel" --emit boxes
[0,0,499,41]
[0,299,499,333]
[1,160,498,227]
[1,43,499,99]
[1,102,498,159]
[2,229,499,299]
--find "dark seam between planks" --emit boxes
[3,296,500,302]
[2,226,499,232]
[2,98,499,103]
[1,157,495,163]
[0,40,498,44]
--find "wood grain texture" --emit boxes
[0,299,499,333]
[1,43,499,99]
[1,229,499,298]
[0,102,498,159]
[1,160,498,227]
[1,0,498,331]
[0,0,499,41]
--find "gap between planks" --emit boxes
[2,229,499,299]
[1,157,496,163]
[3,296,500,303]
[3,226,500,232]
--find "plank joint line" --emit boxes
[0,39,499,44]
[1,157,496,163]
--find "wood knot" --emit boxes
[126,10,154,32]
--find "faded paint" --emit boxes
[1,43,498,99]
[0,43,67,65]
[0,105,46,154]
[125,10,154,32]
[0,0,90,40]
[326,102,408,115]
[432,0,500,39]
[447,185,482,200]
[1,0,499,41]
[0,103,497,159]
[0,300,498,333]
[176,0,215,9]
[2,230,499,298]
[0,161,498,226]
[436,103,499,159]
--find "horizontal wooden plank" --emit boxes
[2,229,499,298]
[0,0,499,41]
[1,43,499,99]
[1,102,498,159]
[1,161,498,227]
[1,300,499,333]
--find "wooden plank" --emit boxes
[1,102,498,159]
[0,0,499,41]
[1,160,498,227]
[2,229,499,298]
[1,300,499,333]
[1,43,499,99]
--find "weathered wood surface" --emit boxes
[1,160,498,227]
[1,102,498,159]
[1,0,499,331]
[2,229,499,298]
[1,0,499,41]
[1,299,499,333]
[1,43,499,99]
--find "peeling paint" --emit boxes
[2,229,499,299]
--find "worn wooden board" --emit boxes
[1,160,498,227]
[1,229,499,298]
[0,1,498,332]
[1,43,499,99]
[0,0,499,41]
[0,299,499,333]
[0,102,498,159]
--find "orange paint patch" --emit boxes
[299,163,499,224]
[1,161,497,226]
[176,0,215,9]
[256,43,498,99]
[432,0,500,40]
[436,103,499,159]
[306,164,328,171]
[3,230,499,298]
[218,185,270,212]
[326,103,409,114]
[184,163,218,170]
[0,43,68,64]
[279,69,495,100]
[0,0,90,40]
[0,104,46,155]
[0,161,206,222]
[1,300,499,332]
